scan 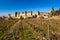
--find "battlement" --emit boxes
[8,11,49,19]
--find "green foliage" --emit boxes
[20,22,36,40]
[55,9,60,15]
[50,8,60,16]
[0,19,18,39]
[50,8,55,16]
[0,19,60,40]
[20,16,24,20]
[32,14,37,18]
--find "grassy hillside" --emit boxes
[0,18,60,40]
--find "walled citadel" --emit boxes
[8,11,49,19]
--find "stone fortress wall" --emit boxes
[8,11,49,19]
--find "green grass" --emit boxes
[20,22,36,40]
[0,19,19,39]
[0,19,60,40]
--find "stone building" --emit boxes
[8,11,49,19]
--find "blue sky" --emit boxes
[0,0,60,16]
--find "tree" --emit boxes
[25,11,27,16]
[54,8,60,15]
[55,10,58,16]
[31,11,32,15]
[38,11,40,15]
[20,16,24,20]
[8,14,12,19]
[58,9,60,15]
[8,14,11,17]
[32,14,37,18]
[50,8,55,16]
[35,14,37,18]
[32,15,35,18]
[15,12,17,17]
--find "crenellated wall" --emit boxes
[8,11,49,19]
